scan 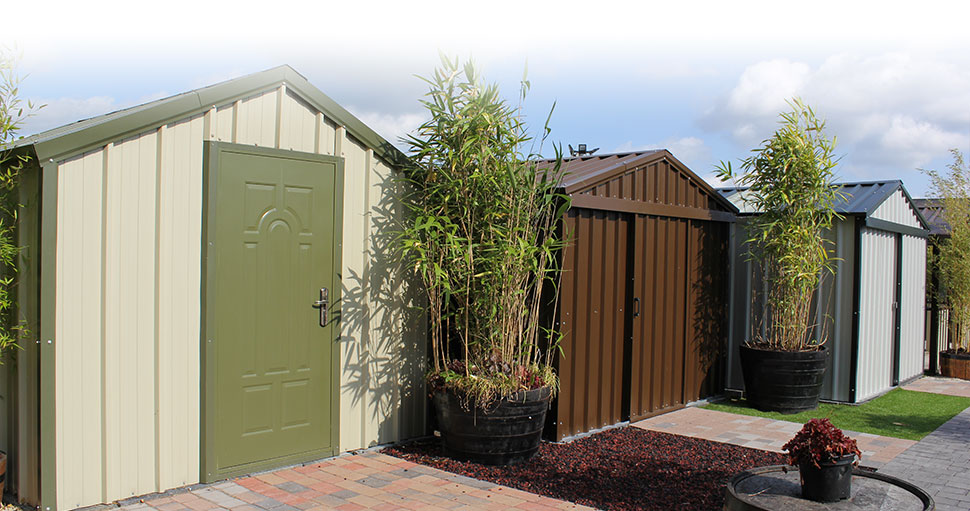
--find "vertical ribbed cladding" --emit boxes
[553,212,729,438]
[552,209,628,440]
[547,151,733,441]
[899,235,927,381]
[627,217,726,421]
[857,227,897,401]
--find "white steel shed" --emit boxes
[720,181,929,403]
[0,66,426,510]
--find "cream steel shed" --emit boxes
[1,65,426,510]
[719,181,929,404]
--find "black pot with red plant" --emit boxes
[782,418,862,502]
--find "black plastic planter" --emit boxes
[739,345,828,414]
[433,386,551,466]
[799,455,855,502]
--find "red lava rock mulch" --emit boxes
[383,426,788,511]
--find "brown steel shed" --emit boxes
[545,150,737,441]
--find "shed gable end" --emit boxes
[871,189,924,229]
[581,159,726,211]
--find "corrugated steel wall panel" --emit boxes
[629,216,688,419]
[102,131,159,498]
[899,235,927,381]
[15,165,42,501]
[52,86,423,509]
[686,221,728,401]
[726,218,855,402]
[857,228,896,401]
[554,209,628,439]
[157,116,205,489]
[554,208,727,439]
[819,220,856,402]
[871,190,922,228]
[55,151,105,509]
[724,222,749,392]
[235,90,278,147]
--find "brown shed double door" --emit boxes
[551,209,727,440]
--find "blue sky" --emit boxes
[6,0,970,196]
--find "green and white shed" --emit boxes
[0,65,426,510]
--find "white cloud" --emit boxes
[348,109,425,148]
[613,136,711,167]
[612,136,723,185]
[20,90,173,136]
[726,60,811,116]
[21,96,117,135]
[702,52,970,186]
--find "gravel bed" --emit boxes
[383,426,787,510]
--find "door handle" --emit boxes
[312,288,329,326]
[633,297,640,318]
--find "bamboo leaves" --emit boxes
[924,150,970,353]
[398,55,567,404]
[718,98,841,351]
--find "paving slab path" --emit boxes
[902,375,970,397]
[632,406,916,469]
[111,451,593,511]
[882,380,970,511]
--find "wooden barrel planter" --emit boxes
[433,386,551,466]
[739,345,828,414]
[940,351,970,380]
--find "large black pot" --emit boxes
[433,386,551,466]
[799,455,855,502]
[739,345,828,414]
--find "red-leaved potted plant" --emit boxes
[782,418,861,502]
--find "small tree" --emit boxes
[0,52,36,357]
[924,149,970,353]
[717,98,842,351]
[397,56,568,406]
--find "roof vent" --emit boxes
[569,143,599,157]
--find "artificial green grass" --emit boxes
[703,388,970,441]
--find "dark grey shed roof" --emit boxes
[719,180,929,229]
[10,65,406,165]
[913,198,951,237]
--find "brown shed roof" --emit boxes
[542,150,738,222]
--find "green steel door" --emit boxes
[203,142,343,481]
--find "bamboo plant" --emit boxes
[717,98,842,351]
[397,56,569,407]
[924,149,970,353]
[0,53,35,358]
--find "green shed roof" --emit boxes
[12,65,407,166]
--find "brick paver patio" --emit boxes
[99,376,970,511]
[632,406,915,469]
[115,451,593,511]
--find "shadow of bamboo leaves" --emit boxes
[690,220,730,395]
[339,168,427,447]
